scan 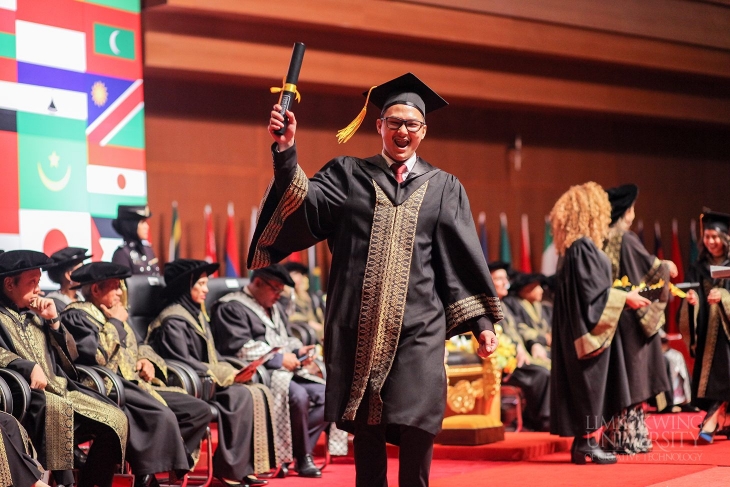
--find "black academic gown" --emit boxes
[247,143,503,442]
[0,296,127,487]
[146,296,258,480]
[61,303,212,477]
[503,295,553,355]
[0,412,43,487]
[550,237,629,437]
[604,229,671,407]
[680,256,730,411]
[112,240,160,276]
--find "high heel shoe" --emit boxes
[697,425,718,445]
[571,436,617,465]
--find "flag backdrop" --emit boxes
[541,216,558,276]
[499,213,512,266]
[224,202,239,277]
[668,218,685,334]
[519,214,532,272]
[0,0,144,270]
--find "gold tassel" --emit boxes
[336,85,377,144]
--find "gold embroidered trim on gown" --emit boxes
[343,180,428,424]
[445,294,503,333]
[574,288,626,360]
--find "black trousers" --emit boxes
[158,390,213,461]
[289,380,327,461]
[353,422,434,487]
[74,410,124,487]
[503,363,551,431]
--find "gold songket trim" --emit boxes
[604,227,624,281]
[251,165,309,269]
[445,294,503,333]
[574,288,626,360]
[342,180,428,424]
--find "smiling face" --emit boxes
[703,229,727,258]
[376,104,427,162]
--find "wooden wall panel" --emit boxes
[144,77,730,277]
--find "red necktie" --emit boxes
[391,163,407,183]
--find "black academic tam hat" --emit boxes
[251,264,295,287]
[283,261,309,276]
[509,272,547,294]
[336,72,448,143]
[0,250,53,278]
[115,205,151,221]
[70,262,131,289]
[488,261,511,273]
[164,259,219,296]
[49,247,91,269]
[606,184,639,225]
[701,208,730,235]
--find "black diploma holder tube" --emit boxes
[274,42,306,136]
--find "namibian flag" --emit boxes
[225,202,239,277]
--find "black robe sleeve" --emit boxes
[154,317,209,375]
[433,176,502,338]
[210,301,256,357]
[60,309,106,366]
[248,143,349,268]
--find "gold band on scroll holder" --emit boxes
[283,83,297,93]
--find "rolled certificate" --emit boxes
[274,42,306,136]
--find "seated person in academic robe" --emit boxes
[0,250,128,487]
[548,183,651,465]
[60,262,214,487]
[659,329,694,412]
[283,262,325,343]
[146,259,272,487]
[504,272,552,363]
[0,411,47,487]
[45,247,90,313]
[111,205,159,276]
[489,262,550,432]
[211,264,328,479]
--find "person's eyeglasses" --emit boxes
[261,279,285,294]
[380,116,425,133]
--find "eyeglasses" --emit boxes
[261,278,285,294]
[380,116,425,133]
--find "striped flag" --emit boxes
[541,216,558,275]
[654,221,664,260]
[224,202,239,277]
[0,5,15,82]
[477,212,488,261]
[519,214,532,272]
[499,212,512,266]
[308,245,322,294]
[168,201,180,262]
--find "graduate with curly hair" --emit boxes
[549,182,651,464]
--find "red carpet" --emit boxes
[190,411,730,486]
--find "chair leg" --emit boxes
[184,427,214,487]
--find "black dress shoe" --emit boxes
[73,446,88,468]
[216,477,243,487]
[295,454,322,478]
[134,474,161,487]
[274,463,289,479]
[571,436,617,465]
[243,475,268,486]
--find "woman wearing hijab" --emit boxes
[146,259,271,486]
[549,182,650,465]
[601,184,674,454]
[680,209,730,444]
[45,247,91,313]
[111,205,160,276]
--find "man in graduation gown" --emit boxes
[0,411,45,487]
[211,264,327,478]
[602,184,673,453]
[60,262,213,487]
[254,73,501,486]
[0,250,128,487]
[504,273,552,363]
[489,262,550,431]
[45,247,89,313]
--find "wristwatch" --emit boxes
[47,316,60,326]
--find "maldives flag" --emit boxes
[519,214,532,272]
[224,202,239,277]
[654,221,664,260]
[204,204,218,277]
[83,1,141,80]
[499,212,512,266]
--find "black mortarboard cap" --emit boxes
[701,208,730,235]
[115,205,151,221]
[251,264,295,287]
[70,262,131,289]
[487,261,511,273]
[509,272,547,294]
[606,184,639,225]
[336,72,448,144]
[163,259,219,297]
[50,247,91,269]
[0,250,54,278]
